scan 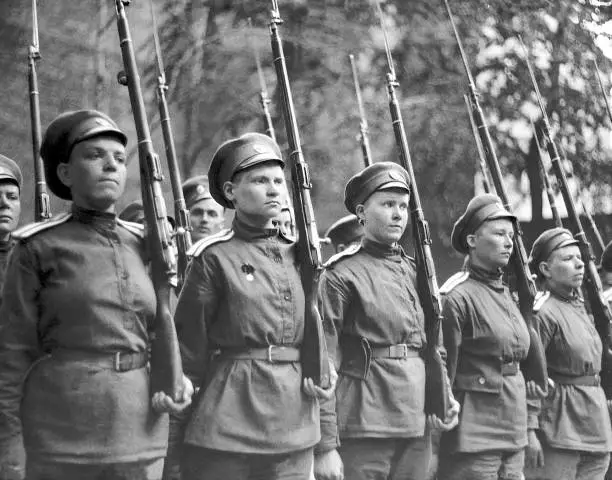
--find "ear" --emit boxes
[466,233,477,249]
[539,260,552,279]
[355,204,365,223]
[222,180,235,203]
[56,162,72,189]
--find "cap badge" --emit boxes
[196,185,206,195]
[388,171,403,182]
[252,144,268,154]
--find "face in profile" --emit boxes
[467,218,514,270]
[58,136,127,212]
[539,245,584,292]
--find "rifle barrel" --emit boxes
[349,54,373,167]
[594,59,612,126]
[464,94,492,194]
[250,18,276,143]
[530,121,562,228]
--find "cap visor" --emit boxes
[78,126,127,146]
[378,181,410,193]
[236,153,284,173]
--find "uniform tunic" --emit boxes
[532,291,612,452]
[0,206,167,464]
[175,217,319,455]
[441,263,530,453]
[0,237,15,299]
[318,238,428,446]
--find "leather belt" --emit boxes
[371,344,420,359]
[550,372,600,386]
[50,349,148,372]
[501,361,519,376]
[216,346,300,363]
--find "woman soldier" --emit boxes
[315,162,459,480]
[524,228,612,480]
[437,193,532,480]
[0,110,192,480]
[174,132,335,480]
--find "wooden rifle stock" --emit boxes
[531,121,562,228]
[269,0,330,388]
[349,54,373,167]
[376,1,449,418]
[149,0,193,287]
[114,0,184,401]
[28,0,51,222]
[521,40,612,381]
[443,0,548,390]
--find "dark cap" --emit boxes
[40,110,128,200]
[323,214,363,249]
[529,228,579,274]
[118,201,145,224]
[182,175,215,210]
[451,193,516,254]
[601,241,612,273]
[344,162,410,215]
[0,154,22,189]
[208,132,284,209]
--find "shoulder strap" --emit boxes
[187,229,234,258]
[116,218,145,238]
[323,244,361,268]
[533,291,551,313]
[440,271,470,295]
[13,212,72,240]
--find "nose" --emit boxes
[0,194,8,208]
[575,257,584,269]
[267,182,281,197]
[391,205,402,219]
[103,153,119,170]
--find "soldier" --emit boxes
[315,162,459,480]
[437,193,531,480]
[182,175,225,243]
[277,203,295,238]
[0,110,192,480]
[322,214,363,254]
[0,155,24,480]
[175,132,335,480]
[523,228,612,480]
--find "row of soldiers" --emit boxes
[0,108,610,480]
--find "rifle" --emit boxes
[443,0,548,390]
[249,18,277,143]
[269,0,330,388]
[376,1,449,418]
[530,121,562,228]
[349,54,373,167]
[149,0,193,287]
[114,0,184,400]
[464,94,492,193]
[28,0,51,222]
[521,38,612,375]
[579,196,606,254]
[594,59,612,126]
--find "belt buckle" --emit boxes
[399,344,408,358]
[268,345,275,362]
[114,352,122,371]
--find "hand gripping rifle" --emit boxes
[376,1,449,418]
[115,0,184,401]
[149,0,193,287]
[269,0,330,388]
[443,0,548,390]
[349,54,373,167]
[520,38,612,381]
[249,18,277,143]
[594,59,612,126]
[28,0,51,222]
[464,94,492,193]
[530,120,562,228]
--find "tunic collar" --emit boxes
[467,260,504,289]
[361,237,403,259]
[72,204,117,230]
[0,237,13,252]
[548,287,583,305]
[233,216,279,241]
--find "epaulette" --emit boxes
[440,271,470,295]
[187,228,234,258]
[117,218,144,238]
[533,291,551,312]
[603,287,612,304]
[12,212,72,240]
[323,244,361,268]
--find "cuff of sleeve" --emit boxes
[316,422,340,455]
[314,437,340,455]
[527,414,539,430]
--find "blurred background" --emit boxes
[2,0,612,279]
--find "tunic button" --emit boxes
[478,377,486,385]
[284,295,290,301]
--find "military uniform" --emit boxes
[322,214,363,256]
[525,229,612,480]
[438,194,529,480]
[175,132,319,480]
[0,154,22,299]
[317,162,436,480]
[0,110,169,480]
